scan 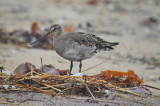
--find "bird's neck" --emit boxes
[56,28,63,36]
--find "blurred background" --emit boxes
[0,0,160,90]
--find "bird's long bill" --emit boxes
[30,31,50,45]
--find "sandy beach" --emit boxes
[0,0,160,105]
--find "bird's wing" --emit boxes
[68,32,119,51]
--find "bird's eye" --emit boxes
[50,27,55,32]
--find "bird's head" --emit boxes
[30,24,62,45]
[49,24,62,36]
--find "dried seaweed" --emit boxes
[0,63,159,105]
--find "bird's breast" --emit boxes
[62,48,96,61]
[53,36,97,61]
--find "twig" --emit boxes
[81,61,105,73]
[18,84,53,96]
[0,102,19,105]
[115,88,141,96]
[83,81,95,99]
[17,84,69,98]
[41,57,44,73]
[0,89,20,92]
[142,85,160,90]
[33,79,62,92]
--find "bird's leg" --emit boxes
[70,61,73,73]
[79,61,82,73]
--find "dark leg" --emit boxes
[79,61,82,73]
[70,61,73,73]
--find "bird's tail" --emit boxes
[109,42,119,46]
[100,42,119,51]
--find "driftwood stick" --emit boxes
[84,82,95,99]
[41,57,44,73]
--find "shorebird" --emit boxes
[31,24,119,73]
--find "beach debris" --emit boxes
[71,73,83,77]
[14,62,72,77]
[140,17,158,26]
[39,64,60,75]
[64,25,74,32]
[127,87,152,95]
[57,69,72,76]
[94,70,144,85]
[14,62,37,77]
[88,0,99,5]
[0,22,75,49]
[2,70,12,76]
[0,62,159,105]
[0,66,4,73]
[2,85,9,90]
[104,90,111,95]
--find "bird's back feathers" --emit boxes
[63,32,119,51]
